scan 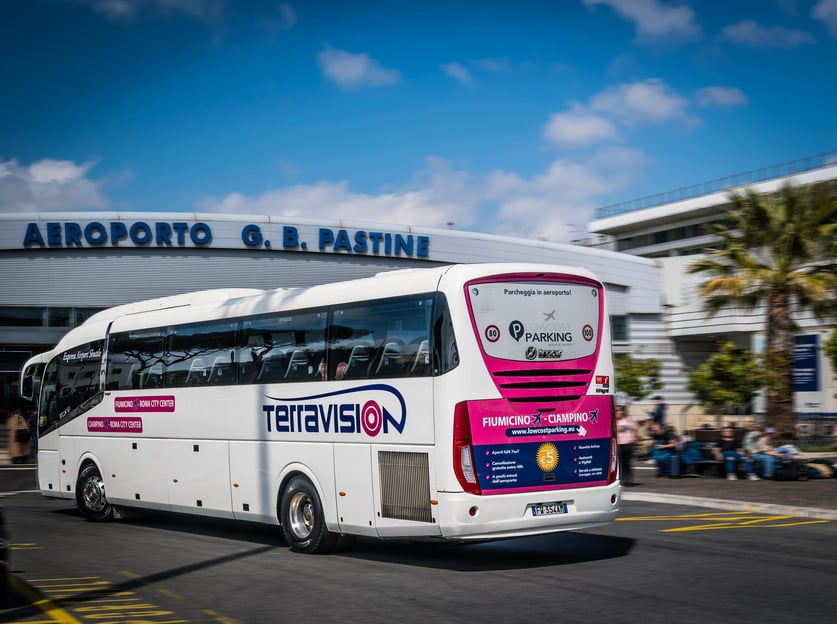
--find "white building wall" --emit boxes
[589,159,837,431]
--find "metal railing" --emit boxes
[594,151,837,219]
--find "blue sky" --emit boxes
[1,0,835,241]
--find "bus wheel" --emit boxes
[280,476,337,554]
[76,464,114,522]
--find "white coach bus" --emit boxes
[21,263,620,553]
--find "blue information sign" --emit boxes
[793,335,819,392]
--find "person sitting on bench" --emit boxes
[714,426,758,480]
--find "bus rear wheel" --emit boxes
[279,475,338,554]
[76,464,114,522]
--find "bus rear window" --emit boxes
[467,280,600,362]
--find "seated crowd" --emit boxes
[644,421,802,480]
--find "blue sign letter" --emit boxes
[283,226,299,249]
[22,223,45,247]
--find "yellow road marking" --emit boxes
[618,510,830,532]
[10,542,42,550]
[8,576,83,624]
[618,511,762,521]
[14,571,237,623]
[123,572,241,624]
[664,519,829,532]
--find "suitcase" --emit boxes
[668,454,681,478]
[775,460,805,481]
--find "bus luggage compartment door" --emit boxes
[37,449,62,496]
[333,444,377,537]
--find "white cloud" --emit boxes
[591,78,696,126]
[694,86,748,107]
[813,0,837,36]
[720,19,816,47]
[198,158,476,230]
[198,180,472,231]
[471,57,511,73]
[317,47,402,90]
[0,159,108,213]
[488,147,649,240]
[440,57,514,85]
[440,62,473,85]
[542,102,620,149]
[196,149,648,243]
[583,0,702,42]
[541,79,700,152]
[75,0,224,21]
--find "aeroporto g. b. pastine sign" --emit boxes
[20,219,432,259]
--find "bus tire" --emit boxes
[76,464,114,522]
[279,475,337,554]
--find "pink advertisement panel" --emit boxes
[114,395,175,413]
[469,394,612,494]
[87,417,144,433]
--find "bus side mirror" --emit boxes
[21,374,34,401]
[20,362,44,402]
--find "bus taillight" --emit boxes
[453,401,481,495]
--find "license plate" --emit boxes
[531,502,568,516]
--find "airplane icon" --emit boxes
[543,310,555,321]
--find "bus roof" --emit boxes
[51,263,603,350]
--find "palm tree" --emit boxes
[687,181,837,440]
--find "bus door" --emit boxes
[34,357,63,495]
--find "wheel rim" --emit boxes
[81,474,108,513]
[288,491,315,540]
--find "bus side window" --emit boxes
[241,310,326,384]
[331,294,435,380]
[108,329,166,390]
[208,354,233,384]
[329,308,379,380]
[374,341,405,377]
[408,339,431,376]
[237,330,269,384]
[342,343,371,379]
[166,321,237,388]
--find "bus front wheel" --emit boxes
[76,464,114,522]
[279,475,338,554]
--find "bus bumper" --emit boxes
[434,482,622,540]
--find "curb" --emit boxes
[622,491,837,521]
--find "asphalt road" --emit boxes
[1,490,835,624]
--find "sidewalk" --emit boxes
[623,458,837,520]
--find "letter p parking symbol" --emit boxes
[509,320,525,342]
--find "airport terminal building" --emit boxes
[0,212,659,419]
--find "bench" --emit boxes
[694,458,724,477]
[692,429,745,477]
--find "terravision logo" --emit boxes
[262,384,407,436]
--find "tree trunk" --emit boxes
[765,289,796,442]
